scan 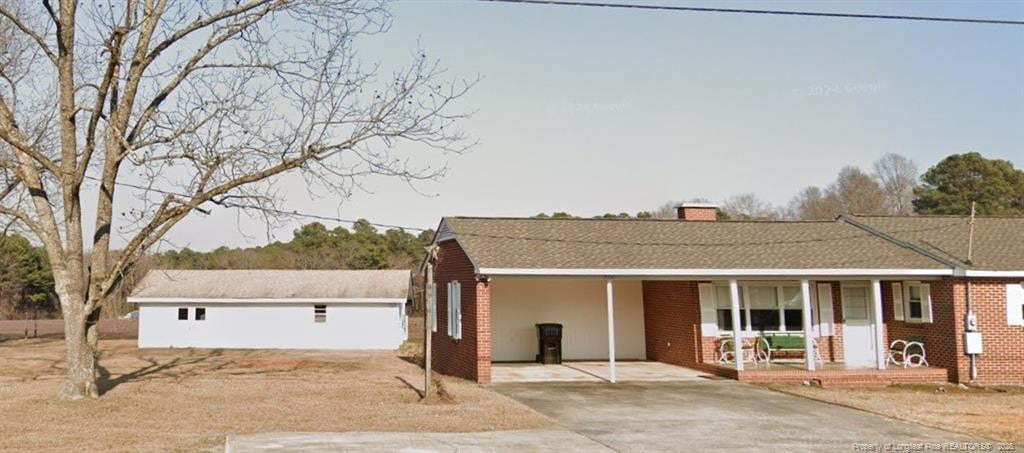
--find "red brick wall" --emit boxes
[879,278,1023,385]
[961,280,1024,385]
[642,281,705,367]
[883,279,961,381]
[431,240,491,383]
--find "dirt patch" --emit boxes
[0,338,551,452]
[763,383,1024,446]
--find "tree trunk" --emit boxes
[59,302,99,400]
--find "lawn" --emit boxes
[0,337,550,452]
[765,383,1024,446]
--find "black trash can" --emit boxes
[536,323,563,364]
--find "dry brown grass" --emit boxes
[764,383,1024,446]
[0,338,550,452]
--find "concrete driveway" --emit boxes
[492,380,976,452]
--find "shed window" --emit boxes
[314,304,327,323]
[195,308,206,321]
[177,308,188,320]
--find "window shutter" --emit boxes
[446,282,454,337]
[697,283,718,336]
[430,283,438,332]
[816,283,834,337]
[452,282,462,339]
[920,283,933,323]
[1006,283,1024,326]
[892,282,905,321]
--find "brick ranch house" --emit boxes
[423,205,1024,386]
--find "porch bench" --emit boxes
[761,333,823,363]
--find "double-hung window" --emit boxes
[709,283,805,333]
[901,282,932,323]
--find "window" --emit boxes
[714,285,745,331]
[712,283,805,333]
[195,308,206,321]
[781,286,803,331]
[177,308,188,320]
[907,285,923,319]
[314,304,327,323]
[747,286,780,332]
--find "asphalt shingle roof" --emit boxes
[850,215,1024,272]
[441,217,952,271]
[130,269,411,300]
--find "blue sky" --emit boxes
[157,0,1024,250]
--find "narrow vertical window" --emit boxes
[314,304,327,323]
[195,308,206,321]
[177,308,189,320]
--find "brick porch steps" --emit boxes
[699,363,950,387]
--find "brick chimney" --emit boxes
[676,203,719,221]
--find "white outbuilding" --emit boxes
[129,269,410,350]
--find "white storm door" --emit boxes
[841,285,876,368]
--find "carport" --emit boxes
[489,276,645,383]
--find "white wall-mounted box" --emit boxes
[964,332,983,354]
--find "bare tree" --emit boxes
[789,166,888,219]
[0,0,472,399]
[872,153,918,215]
[720,193,780,220]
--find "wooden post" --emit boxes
[729,279,743,372]
[606,277,616,383]
[423,245,438,399]
[871,279,886,370]
[801,280,815,371]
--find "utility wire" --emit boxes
[81,175,966,248]
[478,0,1024,26]
[83,175,430,232]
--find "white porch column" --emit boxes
[729,279,743,371]
[871,279,886,370]
[801,280,815,371]
[606,277,616,383]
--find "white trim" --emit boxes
[871,280,886,370]
[606,278,616,383]
[676,203,720,209]
[478,268,952,277]
[128,297,406,304]
[964,270,1024,278]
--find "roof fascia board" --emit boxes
[128,297,407,304]
[477,268,952,277]
[963,271,1024,278]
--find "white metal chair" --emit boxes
[887,338,928,368]
[718,336,770,364]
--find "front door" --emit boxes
[841,285,876,368]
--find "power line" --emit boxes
[85,175,969,248]
[83,175,430,232]
[478,0,1024,26]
